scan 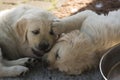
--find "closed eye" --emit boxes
[55,49,60,60]
[32,29,40,35]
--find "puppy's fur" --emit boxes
[0,5,57,77]
[44,10,120,75]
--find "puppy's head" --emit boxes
[42,30,96,75]
[15,10,57,57]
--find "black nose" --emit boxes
[39,41,49,51]
[42,56,49,68]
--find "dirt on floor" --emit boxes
[0,0,120,18]
[53,0,120,18]
[0,0,52,10]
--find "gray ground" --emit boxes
[0,64,103,80]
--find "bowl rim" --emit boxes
[99,44,120,80]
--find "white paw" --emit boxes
[16,58,30,65]
[23,58,39,68]
[10,66,29,76]
[16,58,38,67]
[53,19,60,22]
[52,19,61,27]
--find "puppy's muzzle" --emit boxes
[39,41,50,51]
[32,41,50,57]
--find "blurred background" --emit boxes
[0,0,120,18]
[0,0,120,80]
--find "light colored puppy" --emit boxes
[0,5,57,77]
[43,10,120,75]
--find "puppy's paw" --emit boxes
[24,58,40,69]
[52,19,64,35]
[52,19,62,28]
[10,66,29,77]
[52,19,61,22]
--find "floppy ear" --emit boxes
[15,18,28,43]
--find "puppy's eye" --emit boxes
[49,29,55,35]
[32,30,40,35]
[55,49,60,60]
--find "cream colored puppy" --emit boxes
[0,5,57,77]
[43,10,120,75]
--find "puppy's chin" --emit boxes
[32,48,45,57]
[31,44,53,57]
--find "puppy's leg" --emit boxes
[3,58,29,66]
[0,49,29,77]
[0,65,28,77]
[52,10,96,34]
[3,58,37,66]
[0,51,28,77]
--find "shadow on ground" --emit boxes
[0,64,103,80]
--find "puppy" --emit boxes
[0,5,57,77]
[43,10,120,75]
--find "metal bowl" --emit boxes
[99,44,120,80]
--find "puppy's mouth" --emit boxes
[32,48,45,57]
[32,47,51,57]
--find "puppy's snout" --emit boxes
[42,55,50,68]
[39,41,49,51]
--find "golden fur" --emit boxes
[44,10,120,75]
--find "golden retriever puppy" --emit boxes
[0,5,57,77]
[43,10,120,75]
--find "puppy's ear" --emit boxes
[15,18,28,43]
